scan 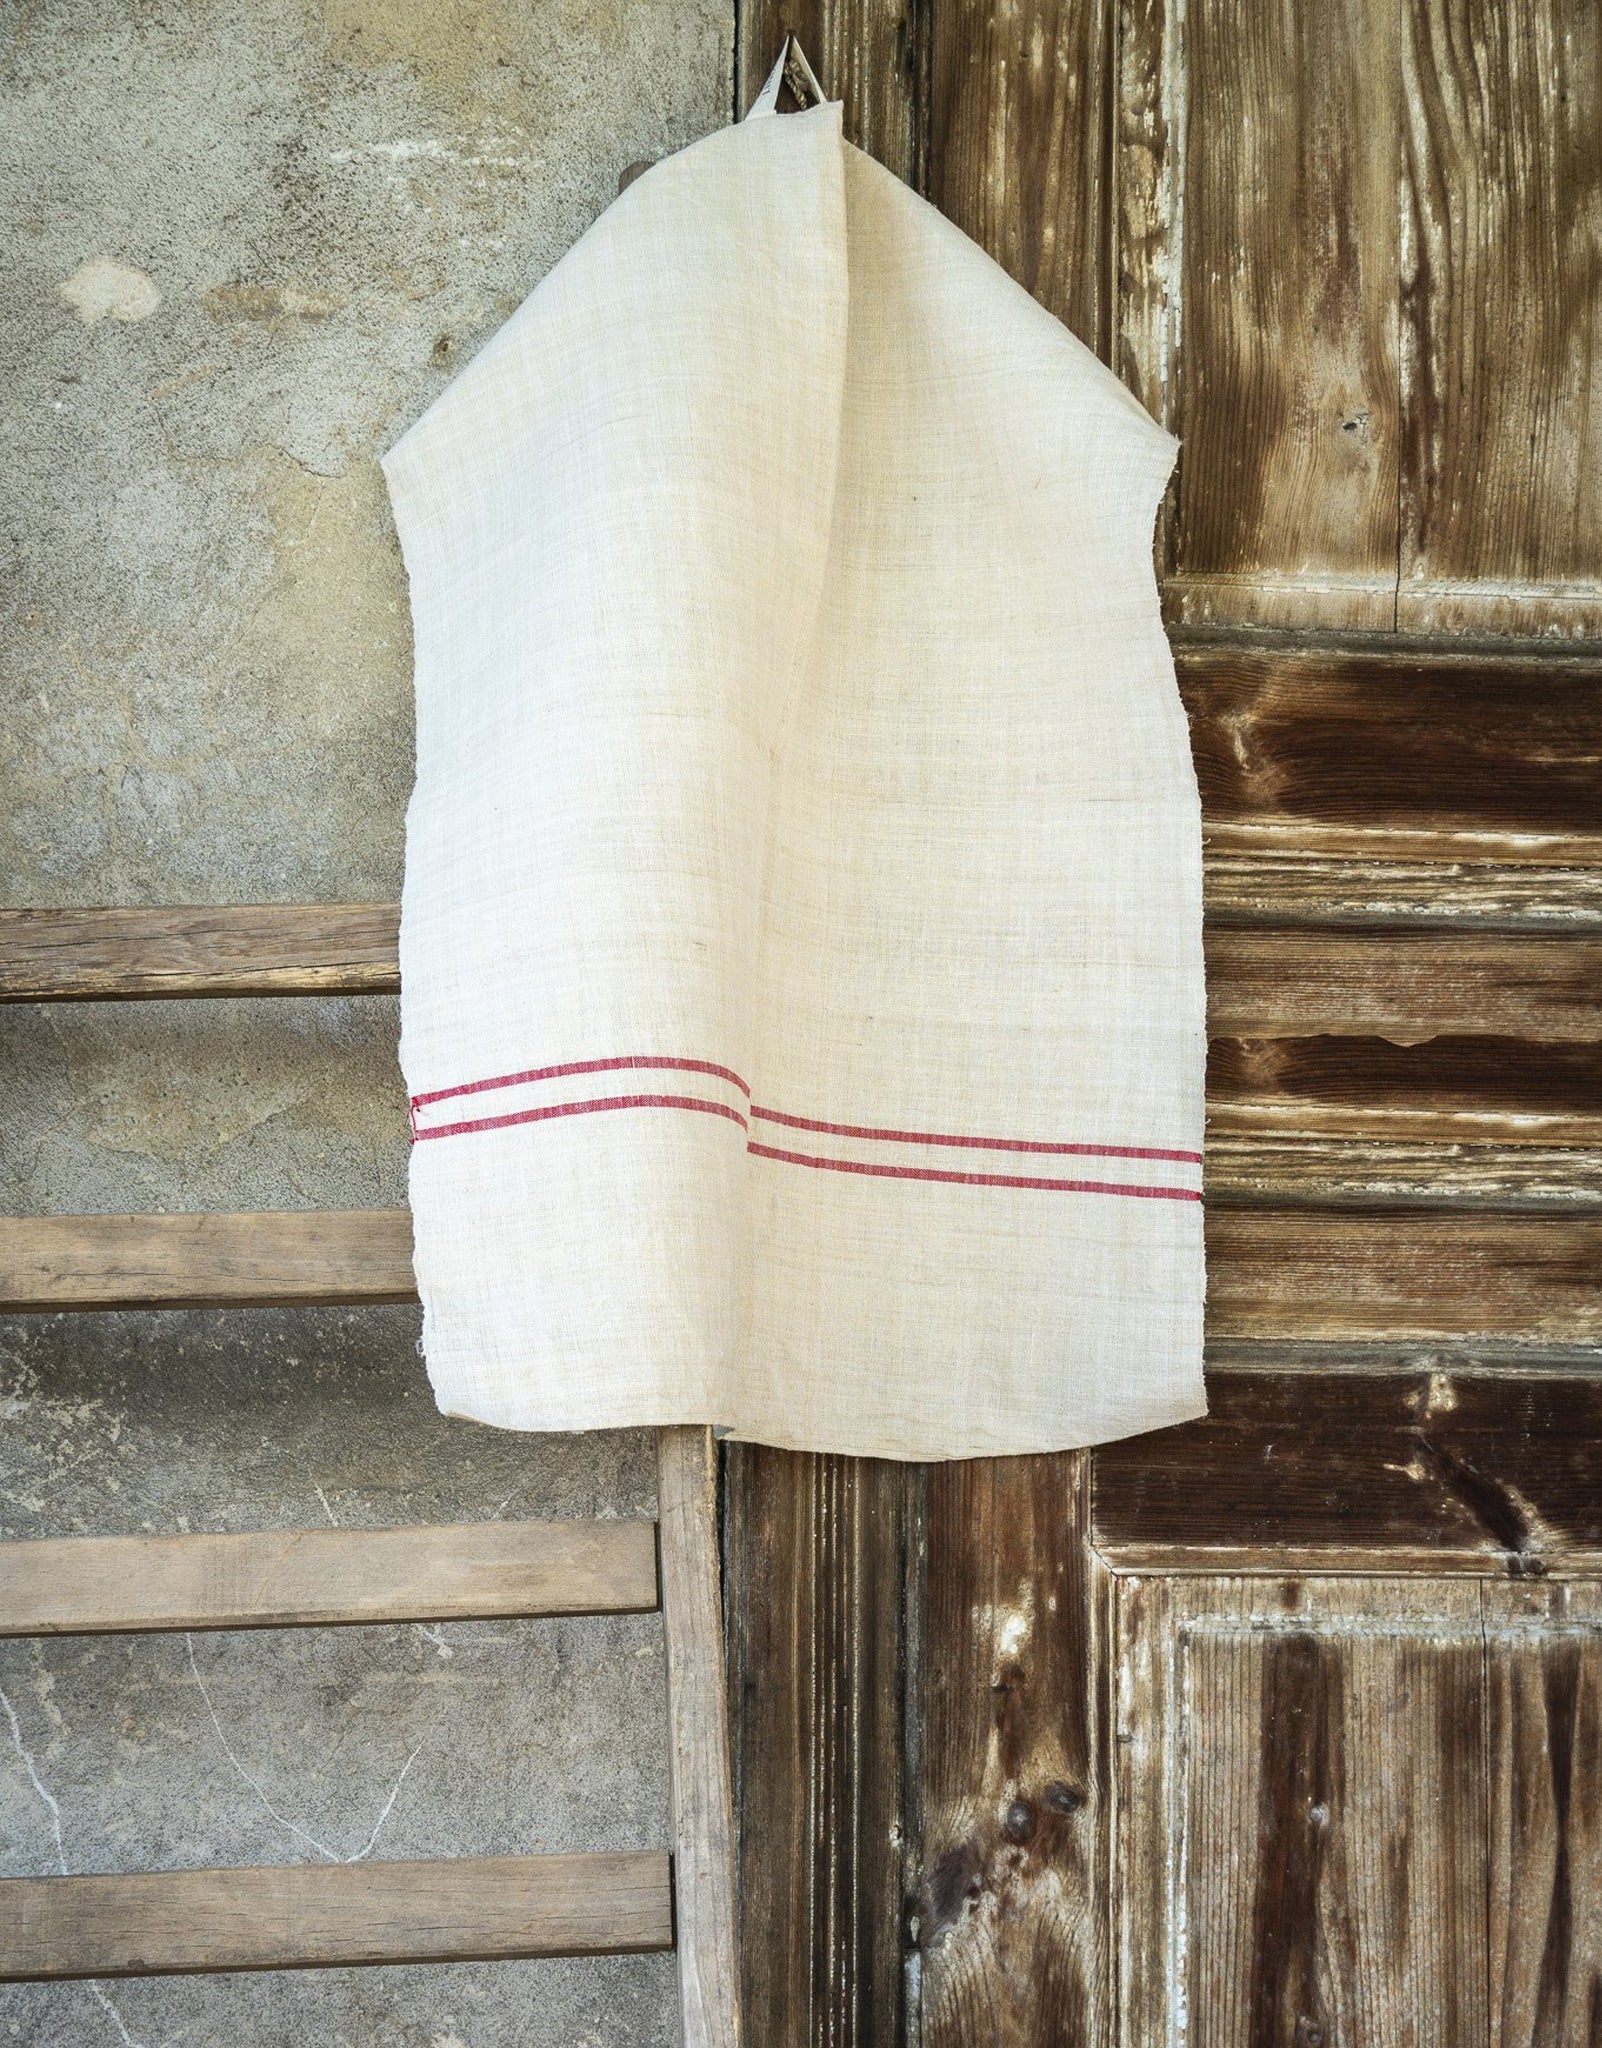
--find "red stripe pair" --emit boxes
[409,1056,1202,1203]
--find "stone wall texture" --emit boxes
[1,3,732,2040]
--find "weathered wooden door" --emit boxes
[725,6,1602,2043]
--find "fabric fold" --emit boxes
[385,102,1206,1460]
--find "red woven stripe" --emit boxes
[411,1056,751,1112]
[410,1054,1198,1176]
[413,1092,750,1142]
[750,1103,1201,1165]
[746,1141,1201,1201]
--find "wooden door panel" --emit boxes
[1160,0,1403,629]
[1116,1577,1492,2047]
[1119,0,1602,636]
[1399,2,1602,637]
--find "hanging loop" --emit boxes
[746,34,826,120]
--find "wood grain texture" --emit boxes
[1120,1,1602,637]
[1207,1209,1602,1346]
[6,1206,1595,1342]
[1208,1035,1602,1147]
[0,1851,673,1980]
[1204,1136,1602,1212]
[1092,1371,1602,1575]
[1485,1580,1602,2044]
[1400,0,1602,637]
[917,1454,1105,2045]
[1179,644,1602,863]
[658,1427,742,2048]
[736,0,928,181]
[927,0,1110,350]
[1206,931,1601,1042]
[1115,1578,1489,2048]
[0,1521,658,1636]
[1149,0,1402,627]
[0,904,400,1002]
[723,1444,914,2048]
[1203,852,1602,933]
[0,1210,416,1311]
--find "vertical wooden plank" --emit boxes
[916,1453,1106,2046]
[1400,0,1602,638]
[1113,0,1180,439]
[1484,1579,1602,2046]
[658,1427,743,2048]
[736,0,930,181]
[724,1443,914,2048]
[1149,0,1402,629]
[927,0,1112,349]
[1112,1571,1179,2048]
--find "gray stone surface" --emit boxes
[0,0,733,2037]
[0,1310,668,2046]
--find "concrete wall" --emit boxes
[1,3,731,2040]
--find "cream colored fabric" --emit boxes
[383,100,1205,1460]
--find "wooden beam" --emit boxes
[657,1427,743,2048]
[0,904,400,1003]
[0,1520,658,1636]
[0,1210,415,1310]
[7,905,1598,1022]
[1204,1137,1602,1212]
[1091,1370,1602,1576]
[1207,1034,1602,1147]
[1206,1209,1601,1345]
[1179,642,1602,860]
[1206,931,1600,1041]
[0,1851,673,1980]
[1201,850,1602,932]
[2,1206,1596,1340]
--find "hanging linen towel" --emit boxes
[383,88,1206,1461]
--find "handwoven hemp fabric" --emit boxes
[383,96,1206,1460]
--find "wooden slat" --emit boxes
[0,904,400,1002]
[4,1206,1595,1341]
[657,1427,742,2048]
[1206,1209,1601,1345]
[1208,1033,1602,1144]
[1206,931,1600,1041]
[0,1851,672,1980]
[724,1445,914,2046]
[0,1521,658,1636]
[0,1210,415,1310]
[1179,645,1602,862]
[1203,851,1602,932]
[928,0,1109,352]
[917,1452,1106,2044]
[1205,1137,1602,1212]
[1092,1370,1602,1574]
[10,905,1600,1020]
[1399,0,1602,637]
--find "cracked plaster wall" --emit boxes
[0,2,733,2041]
